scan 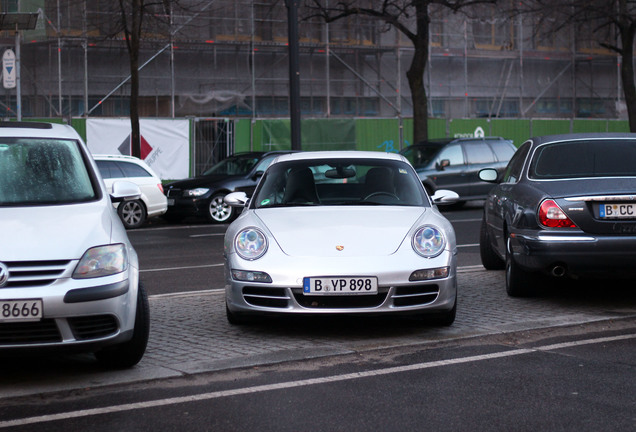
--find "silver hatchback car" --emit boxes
[0,122,149,368]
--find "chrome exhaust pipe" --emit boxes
[551,265,566,278]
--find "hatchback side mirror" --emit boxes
[110,181,141,203]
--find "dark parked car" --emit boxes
[479,133,636,297]
[164,151,290,223]
[400,137,516,202]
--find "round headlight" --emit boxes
[412,226,445,258]
[235,227,268,260]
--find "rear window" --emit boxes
[97,160,152,179]
[529,139,636,179]
[0,138,97,205]
[489,140,516,161]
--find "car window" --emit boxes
[117,161,152,178]
[435,144,464,166]
[96,160,125,179]
[529,139,636,179]
[0,138,96,205]
[463,142,495,164]
[401,145,442,168]
[203,154,260,176]
[253,158,428,208]
[502,142,530,183]
[489,140,516,161]
[253,155,278,173]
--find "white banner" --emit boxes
[86,118,189,180]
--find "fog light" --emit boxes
[409,267,449,281]
[231,270,272,283]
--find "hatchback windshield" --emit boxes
[202,154,260,176]
[0,138,96,205]
[529,139,636,179]
[253,158,429,208]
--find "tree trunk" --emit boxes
[128,0,142,158]
[620,27,636,132]
[405,3,430,144]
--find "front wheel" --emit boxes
[95,283,150,369]
[206,194,234,224]
[226,304,253,325]
[118,199,146,229]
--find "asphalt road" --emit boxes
[3,202,636,431]
[2,320,635,431]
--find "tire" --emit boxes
[432,299,457,326]
[226,304,252,325]
[206,193,234,224]
[480,218,505,270]
[505,237,537,297]
[118,199,146,229]
[95,283,150,369]
[418,297,457,326]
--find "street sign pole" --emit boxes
[15,29,21,121]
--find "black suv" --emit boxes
[400,137,516,202]
[164,151,291,223]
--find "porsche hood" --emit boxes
[253,206,433,257]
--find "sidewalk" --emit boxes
[3,269,636,398]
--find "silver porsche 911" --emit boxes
[223,151,459,325]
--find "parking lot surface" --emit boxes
[3,267,636,398]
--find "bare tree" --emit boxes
[518,0,636,131]
[306,0,494,143]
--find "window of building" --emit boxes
[472,4,515,50]
[475,99,519,118]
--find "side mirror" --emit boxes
[431,189,460,206]
[435,159,450,171]
[225,191,249,207]
[110,181,141,203]
[479,168,499,183]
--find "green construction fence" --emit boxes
[22,116,632,152]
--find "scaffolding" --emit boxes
[0,0,623,123]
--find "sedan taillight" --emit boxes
[157,183,164,194]
[538,199,577,228]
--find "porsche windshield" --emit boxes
[0,138,96,205]
[253,158,429,208]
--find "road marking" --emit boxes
[2,333,634,428]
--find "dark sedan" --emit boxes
[164,151,290,223]
[479,133,636,296]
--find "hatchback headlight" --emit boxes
[73,244,128,279]
[184,188,210,197]
[235,227,268,260]
[412,226,445,258]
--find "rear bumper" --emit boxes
[510,231,636,278]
